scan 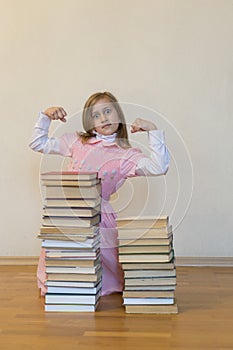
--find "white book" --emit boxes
[45,290,101,305]
[42,237,100,249]
[45,249,100,258]
[123,297,174,305]
[45,265,101,274]
[45,303,99,312]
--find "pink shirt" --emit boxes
[58,131,147,200]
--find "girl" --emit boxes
[30,91,170,296]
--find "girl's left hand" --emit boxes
[131,118,158,133]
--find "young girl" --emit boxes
[30,91,170,296]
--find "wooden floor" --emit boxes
[0,266,233,350]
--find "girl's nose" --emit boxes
[100,113,108,122]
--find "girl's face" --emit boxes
[91,98,120,135]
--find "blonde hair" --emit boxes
[79,91,131,149]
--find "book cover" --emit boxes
[119,250,174,263]
[45,183,101,199]
[43,205,100,218]
[41,237,100,249]
[45,257,100,267]
[124,277,176,286]
[42,178,100,187]
[42,214,100,228]
[46,282,102,295]
[45,290,101,305]
[123,297,174,305]
[44,198,101,208]
[118,235,172,246]
[118,245,172,254]
[46,268,102,282]
[44,302,100,312]
[124,269,176,278]
[124,303,178,314]
[40,226,99,235]
[116,216,169,229]
[117,226,173,240]
[41,171,98,181]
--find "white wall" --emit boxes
[0,0,232,257]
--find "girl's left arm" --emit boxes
[131,118,170,176]
[135,130,170,176]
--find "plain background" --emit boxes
[0,0,232,257]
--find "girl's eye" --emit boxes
[104,108,111,115]
[92,114,100,119]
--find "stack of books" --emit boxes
[117,216,178,314]
[38,171,102,312]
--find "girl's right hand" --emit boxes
[43,106,67,123]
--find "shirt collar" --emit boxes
[93,130,117,143]
[87,131,121,148]
[87,137,121,148]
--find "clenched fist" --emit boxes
[131,118,157,133]
[44,106,67,123]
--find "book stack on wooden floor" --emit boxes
[38,171,102,312]
[117,216,178,314]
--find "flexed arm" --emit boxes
[131,118,170,176]
[29,107,74,156]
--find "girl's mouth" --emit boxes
[102,123,111,129]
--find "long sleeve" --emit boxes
[29,112,75,156]
[135,130,170,176]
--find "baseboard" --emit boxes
[0,256,233,267]
[176,257,233,267]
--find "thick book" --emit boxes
[46,282,102,295]
[124,277,176,286]
[40,226,99,235]
[42,214,100,227]
[118,245,172,254]
[45,290,101,305]
[118,236,173,246]
[41,237,100,249]
[123,290,175,298]
[45,183,101,199]
[124,303,178,314]
[42,178,100,187]
[125,285,176,292]
[45,280,100,288]
[41,171,98,181]
[119,250,174,263]
[117,226,173,240]
[124,269,176,278]
[45,249,100,258]
[121,260,175,270]
[123,297,174,305]
[124,285,176,291]
[116,216,169,229]
[46,268,102,282]
[44,302,99,312]
[44,198,101,208]
[43,205,100,218]
[45,265,101,274]
[38,234,97,241]
[45,258,101,267]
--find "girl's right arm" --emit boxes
[29,107,74,156]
